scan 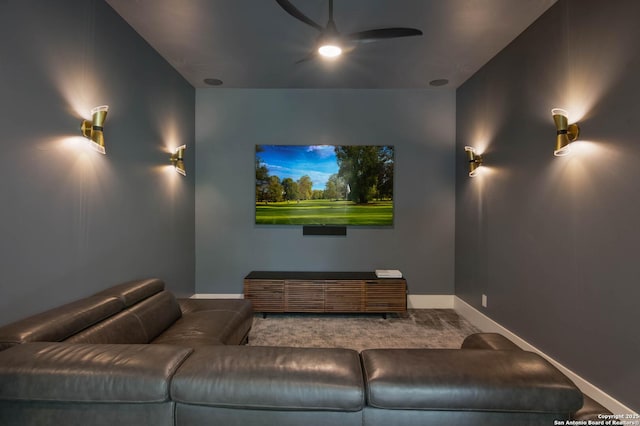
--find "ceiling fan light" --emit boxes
[318,44,342,58]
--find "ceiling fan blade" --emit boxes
[347,28,423,43]
[294,52,316,64]
[275,0,323,32]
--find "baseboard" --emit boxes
[454,296,636,416]
[407,294,454,309]
[191,293,244,299]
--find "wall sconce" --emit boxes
[170,145,187,176]
[552,108,580,156]
[80,105,109,154]
[464,146,483,177]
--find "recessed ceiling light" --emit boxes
[429,79,449,87]
[203,78,223,86]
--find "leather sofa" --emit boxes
[0,278,253,351]
[0,278,602,425]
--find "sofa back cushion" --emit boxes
[66,290,182,344]
[64,310,149,344]
[172,345,365,411]
[0,296,124,351]
[0,278,180,349]
[130,290,183,341]
[92,278,165,307]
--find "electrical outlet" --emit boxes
[481,294,488,308]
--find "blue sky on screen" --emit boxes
[258,145,339,190]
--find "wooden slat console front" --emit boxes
[244,272,407,314]
[243,279,284,312]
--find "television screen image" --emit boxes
[255,145,394,226]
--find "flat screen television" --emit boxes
[255,145,394,226]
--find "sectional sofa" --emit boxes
[0,278,608,425]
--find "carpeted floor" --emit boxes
[247,309,480,352]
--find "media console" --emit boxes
[244,271,407,315]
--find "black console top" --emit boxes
[245,271,401,281]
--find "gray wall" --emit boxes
[0,0,196,326]
[196,89,455,295]
[455,0,640,411]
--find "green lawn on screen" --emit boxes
[255,199,393,226]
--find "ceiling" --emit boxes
[106,0,557,89]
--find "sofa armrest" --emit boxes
[461,332,522,350]
[461,333,615,419]
[361,348,583,415]
[0,342,192,403]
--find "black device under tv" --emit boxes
[302,225,347,236]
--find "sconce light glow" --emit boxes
[552,108,580,157]
[169,145,187,176]
[80,105,109,154]
[464,146,484,177]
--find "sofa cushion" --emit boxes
[152,311,230,346]
[171,346,365,412]
[361,349,583,414]
[156,299,253,346]
[0,296,124,351]
[362,407,564,426]
[92,278,164,307]
[0,342,192,403]
[175,405,363,426]
[0,401,176,426]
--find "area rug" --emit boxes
[247,309,480,352]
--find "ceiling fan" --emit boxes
[275,0,423,62]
